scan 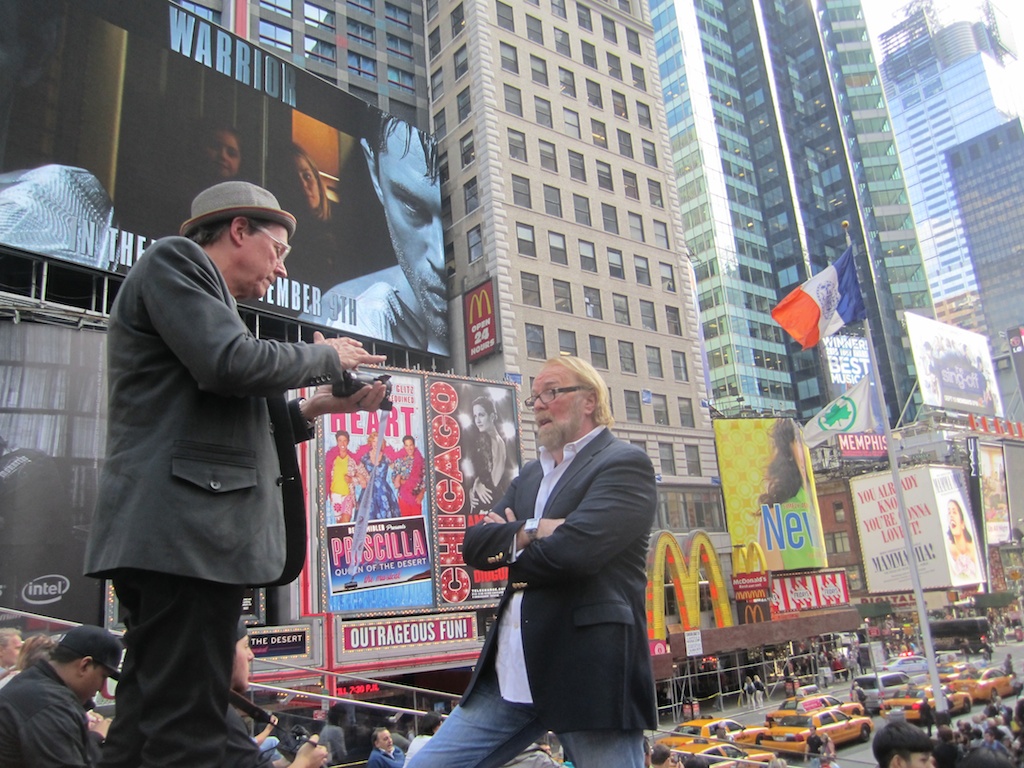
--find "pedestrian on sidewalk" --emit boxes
[754,676,766,708]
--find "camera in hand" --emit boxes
[333,370,393,410]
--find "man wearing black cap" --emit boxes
[84,181,388,768]
[0,624,122,767]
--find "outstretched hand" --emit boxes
[313,331,386,371]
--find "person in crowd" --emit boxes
[321,114,447,355]
[978,728,1010,757]
[744,676,756,709]
[389,436,426,517]
[407,357,658,768]
[0,630,23,677]
[325,430,367,525]
[920,695,935,737]
[501,741,561,767]
[0,633,57,691]
[0,625,122,767]
[467,397,516,513]
[84,181,387,767]
[960,748,1013,768]
[367,727,405,768]
[806,725,824,768]
[1003,654,1013,677]
[753,674,766,707]
[643,737,652,768]
[873,720,938,768]
[404,713,442,761]
[932,725,959,768]
[650,744,675,768]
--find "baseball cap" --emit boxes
[58,625,123,680]
[180,181,297,239]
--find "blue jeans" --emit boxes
[406,674,644,768]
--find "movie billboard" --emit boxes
[1,0,446,356]
[426,377,521,605]
[0,322,105,624]
[851,466,983,593]
[978,443,1010,545]
[713,418,828,571]
[905,313,1001,417]
[320,371,433,614]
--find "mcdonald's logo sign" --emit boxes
[738,601,770,625]
[733,542,767,574]
[646,530,733,640]
[463,280,498,362]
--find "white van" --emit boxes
[854,672,912,714]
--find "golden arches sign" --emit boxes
[646,530,733,639]
[733,542,767,574]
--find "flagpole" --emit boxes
[846,222,946,711]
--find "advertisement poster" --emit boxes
[713,418,827,571]
[0,323,105,624]
[1,0,446,355]
[426,377,521,605]
[322,372,433,613]
[905,313,1002,417]
[771,571,850,616]
[979,443,1010,545]
[851,466,983,593]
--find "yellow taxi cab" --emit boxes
[936,662,973,684]
[757,708,873,754]
[669,741,775,767]
[658,718,767,749]
[764,694,865,726]
[879,686,972,720]
[950,667,1018,702]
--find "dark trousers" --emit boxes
[99,569,244,768]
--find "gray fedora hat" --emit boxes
[180,181,297,238]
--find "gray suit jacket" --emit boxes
[85,237,345,586]
[462,429,658,732]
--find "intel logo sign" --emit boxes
[21,574,71,605]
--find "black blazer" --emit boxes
[462,429,658,732]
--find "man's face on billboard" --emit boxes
[371,123,445,335]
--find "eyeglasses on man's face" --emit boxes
[251,224,291,263]
[524,385,586,409]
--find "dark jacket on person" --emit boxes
[0,660,101,768]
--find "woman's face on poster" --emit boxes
[473,404,494,432]
[948,501,965,537]
[294,154,321,211]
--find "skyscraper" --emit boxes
[648,0,931,422]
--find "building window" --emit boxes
[639,300,657,331]
[573,194,591,226]
[601,203,618,234]
[512,175,532,208]
[430,68,445,98]
[261,0,292,15]
[387,66,414,92]
[428,27,440,58]
[552,0,567,18]
[591,119,608,148]
[579,241,597,272]
[527,14,544,43]
[646,345,663,378]
[433,107,446,138]
[626,28,641,54]
[348,18,375,45]
[463,178,479,213]
[577,3,592,31]
[454,45,469,78]
[508,129,528,161]
[568,151,587,181]
[660,262,676,292]
[526,323,547,359]
[653,220,669,248]
[628,212,645,242]
[671,350,688,381]
[305,36,337,64]
[612,91,628,119]
[259,20,293,51]
[348,51,376,80]
[602,14,617,42]
[500,42,519,73]
[659,442,676,473]
[517,223,536,257]
[619,340,636,373]
[617,129,634,158]
[684,445,701,476]
[581,41,598,68]
[637,101,652,128]
[586,79,603,108]
[467,225,483,263]
[536,97,553,127]
[648,179,664,208]
[642,139,658,167]
[833,501,847,523]
[539,140,558,172]
[652,396,669,425]
[666,306,682,336]
[459,132,475,166]
[456,87,472,121]
[624,390,642,422]
[554,28,571,56]
[553,279,573,313]
[607,51,622,79]
[590,335,609,369]
[678,397,695,427]
[543,185,562,217]
[631,63,646,90]
[348,0,373,11]
[449,2,464,35]
[180,0,222,22]
[549,231,568,264]
[564,109,581,139]
[559,68,577,98]
[613,293,630,324]
[531,55,549,86]
[623,171,639,200]
[595,161,613,191]
[386,33,413,59]
[521,273,541,306]
[305,1,335,29]
[634,255,651,286]
[504,84,522,116]
[497,1,514,30]
[608,249,625,279]
[825,531,851,554]
[558,329,578,357]
[583,286,602,319]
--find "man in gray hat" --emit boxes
[84,181,388,768]
[0,624,122,767]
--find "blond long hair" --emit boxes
[542,356,614,427]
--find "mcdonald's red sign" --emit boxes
[463,280,498,363]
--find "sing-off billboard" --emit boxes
[1,0,447,355]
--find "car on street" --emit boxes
[658,718,767,749]
[950,667,1019,702]
[764,695,865,726]
[669,741,775,768]
[853,672,912,714]
[756,708,873,754]
[881,655,930,675]
[936,662,972,684]
[878,686,972,721]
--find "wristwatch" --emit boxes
[523,518,540,543]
